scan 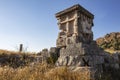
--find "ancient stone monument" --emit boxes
[55,4,119,74]
[37,4,120,79]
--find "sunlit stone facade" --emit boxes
[56,4,94,47]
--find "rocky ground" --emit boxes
[96,32,120,53]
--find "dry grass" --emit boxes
[0,49,36,55]
[0,49,116,80]
[0,63,92,80]
[0,49,18,55]
[0,49,92,80]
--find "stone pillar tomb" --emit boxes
[55,4,114,75]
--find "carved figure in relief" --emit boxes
[81,19,92,34]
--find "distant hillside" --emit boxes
[96,32,120,52]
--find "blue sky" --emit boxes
[0,0,120,52]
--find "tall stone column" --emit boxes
[74,11,78,35]
[66,16,69,35]
[74,18,78,35]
